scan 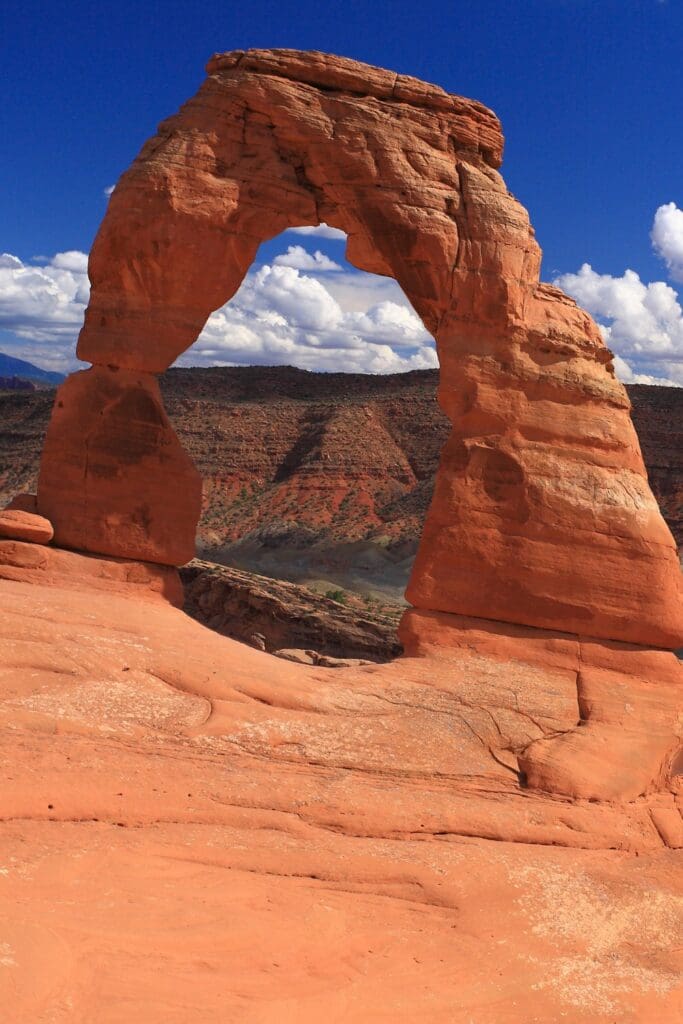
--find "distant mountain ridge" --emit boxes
[0,352,65,386]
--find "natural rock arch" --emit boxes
[37,48,682,649]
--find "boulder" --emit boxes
[274,648,317,665]
[273,647,374,668]
[0,508,53,544]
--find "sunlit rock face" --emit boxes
[37,48,682,647]
[38,366,200,566]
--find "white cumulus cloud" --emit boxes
[104,184,115,197]
[555,203,683,387]
[185,263,436,374]
[287,223,347,240]
[0,245,435,376]
[651,201,683,283]
[611,354,681,387]
[0,251,90,361]
[555,263,683,385]
[273,245,342,272]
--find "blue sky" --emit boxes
[2,0,683,381]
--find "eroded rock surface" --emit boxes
[0,508,53,544]
[33,49,682,647]
[1,573,682,1022]
[181,558,402,661]
[38,365,201,565]
[0,539,183,606]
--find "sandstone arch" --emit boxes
[37,48,683,649]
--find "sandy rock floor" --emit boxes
[1,575,682,1022]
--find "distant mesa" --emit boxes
[1,366,681,603]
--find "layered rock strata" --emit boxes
[181,558,402,661]
[2,370,682,566]
[34,49,681,648]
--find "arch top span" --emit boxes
[36,48,683,649]
[74,48,518,376]
[205,48,505,168]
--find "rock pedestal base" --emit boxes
[400,608,683,806]
[0,540,183,607]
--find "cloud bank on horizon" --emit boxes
[0,222,437,376]
[2,213,683,384]
[554,202,683,386]
[0,250,90,371]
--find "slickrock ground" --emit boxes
[1,368,681,595]
[1,562,682,1022]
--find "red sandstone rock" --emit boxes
[5,52,682,1020]
[38,365,201,565]
[34,49,682,647]
[1,574,682,1020]
[400,607,683,802]
[0,539,183,606]
[0,508,53,544]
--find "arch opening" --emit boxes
[167,224,440,607]
[177,223,438,377]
